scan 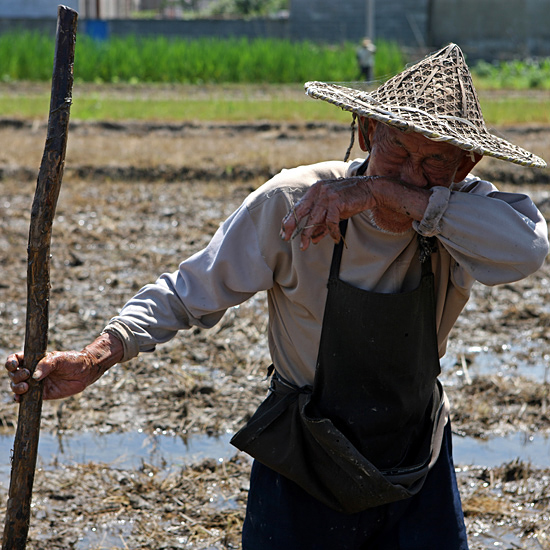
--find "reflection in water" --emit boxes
[441,345,550,384]
[452,431,550,467]
[0,429,547,549]
[0,429,549,487]
[0,430,237,486]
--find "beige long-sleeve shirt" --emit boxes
[104,159,548,387]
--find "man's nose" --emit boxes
[400,158,428,188]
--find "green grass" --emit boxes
[1,31,549,125]
[2,83,549,125]
[473,58,550,90]
[479,96,550,125]
[71,95,337,122]
[4,30,550,90]
[0,84,349,122]
[0,32,404,84]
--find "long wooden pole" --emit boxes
[2,6,78,549]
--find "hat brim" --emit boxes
[305,81,547,169]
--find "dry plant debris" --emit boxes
[0,119,549,548]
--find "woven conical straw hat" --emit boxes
[305,43,546,168]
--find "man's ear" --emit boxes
[358,118,376,152]
[454,151,483,182]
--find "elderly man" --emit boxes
[6,44,548,549]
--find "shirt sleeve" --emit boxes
[416,177,548,286]
[103,160,348,362]
[105,200,274,359]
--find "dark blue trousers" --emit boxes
[242,422,469,550]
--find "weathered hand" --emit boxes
[280,176,379,250]
[5,333,123,401]
[5,350,97,401]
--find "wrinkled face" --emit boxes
[363,119,471,189]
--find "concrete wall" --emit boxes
[0,0,78,18]
[0,16,289,40]
[1,0,550,61]
[430,0,550,60]
[0,0,429,48]
[289,0,365,44]
[110,17,290,40]
[288,0,429,46]
[0,17,57,34]
[375,0,430,47]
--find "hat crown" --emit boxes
[371,44,486,130]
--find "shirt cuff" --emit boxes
[412,186,451,237]
[101,319,140,363]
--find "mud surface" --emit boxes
[0,117,549,549]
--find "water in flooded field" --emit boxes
[0,428,548,487]
[0,429,548,549]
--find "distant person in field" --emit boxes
[357,37,377,81]
[7,44,548,549]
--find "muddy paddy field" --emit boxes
[0,111,549,549]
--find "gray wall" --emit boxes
[110,17,290,40]
[288,0,429,46]
[0,0,78,18]
[0,16,289,40]
[0,0,428,48]
[1,0,550,61]
[430,0,550,61]
[289,0,365,44]
[0,17,57,34]
[374,0,430,47]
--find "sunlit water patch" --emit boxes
[453,431,550,467]
[0,430,237,487]
[0,429,548,489]
[440,344,549,384]
[0,429,548,549]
